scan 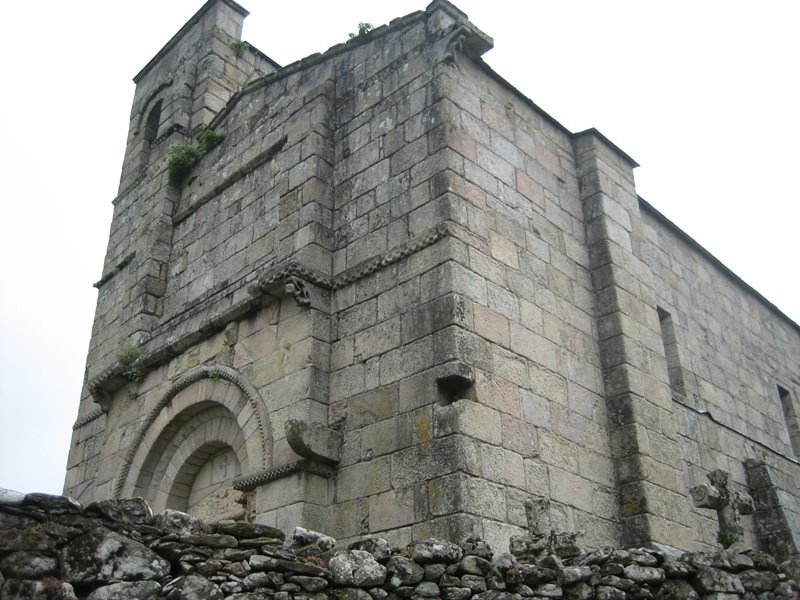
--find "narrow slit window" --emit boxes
[144,100,163,148]
[657,307,685,397]
[778,384,800,456]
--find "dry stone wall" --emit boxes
[2,490,799,600]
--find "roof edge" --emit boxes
[134,0,250,84]
[638,195,800,335]
[573,128,639,168]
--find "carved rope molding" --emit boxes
[72,407,105,430]
[112,363,271,499]
[233,460,336,491]
[332,222,453,290]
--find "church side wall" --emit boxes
[641,206,800,551]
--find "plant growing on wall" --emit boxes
[117,346,145,384]
[167,129,224,187]
[231,40,249,57]
[348,23,374,39]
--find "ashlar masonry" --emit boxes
[66,0,800,558]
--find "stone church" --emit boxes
[65,0,800,557]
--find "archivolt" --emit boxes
[114,364,271,499]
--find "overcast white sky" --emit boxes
[0,1,798,495]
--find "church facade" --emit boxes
[65,0,800,557]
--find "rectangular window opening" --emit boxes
[778,384,800,457]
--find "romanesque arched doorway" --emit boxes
[115,364,272,520]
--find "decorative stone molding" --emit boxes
[285,420,342,465]
[443,24,492,63]
[72,407,105,430]
[232,459,336,491]
[332,222,453,290]
[113,364,271,499]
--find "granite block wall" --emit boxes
[66,0,800,558]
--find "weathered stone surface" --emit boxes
[564,582,593,600]
[738,568,779,593]
[180,534,239,548]
[153,509,210,535]
[0,488,25,505]
[349,538,391,564]
[595,585,626,600]
[85,497,153,525]
[692,567,744,594]
[561,565,593,586]
[329,550,386,586]
[249,555,330,578]
[62,0,800,564]
[86,580,162,599]
[283,527,335,553]
[214,521,285,540]
[746,549,780,571]
[491,553,515,574]
[163,574,224,599]
[441,586,472,600]
[413,581,440,597]
[386,556,424,587]
[459,555,492,576]
[61,528,171,583]
[2,495,793,600]
[652,579,699,599]
[0,577,78,599]
[623,564,665,584]
[287,575,328,592]
[23,493,81,513]
[516,564,557,587]
[412,538,463,564]
[0,551,58,578]
[461,535,494,559]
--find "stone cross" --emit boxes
[690,469,754,540]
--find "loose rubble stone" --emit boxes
[86,580,162,599]
[461,535,493,560]
[329,550,386,586]
[1,495,794,600]
[561,565,593,585]
[348,539,391,564]
[0,577,78,599]
[414,580,440,597]
[459,555,492,576]
[692,567,745,594]
[61,527,171,583]
[386,556,425,587]
[623,564,665,584]
[0,551,58,578]
[284,527,335,553]
[154,509,210,535]
[652,578,698,599]
[412,538,463,564]
[164,573,224,599]
[85,497,153,525]
[23,493,82,512]
[0,488,25,505]
[215,521,285,541]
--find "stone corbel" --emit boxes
[284,276,310,307]
[444,24,493,63]
[248,270,319,308]
[285,419,342,465]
